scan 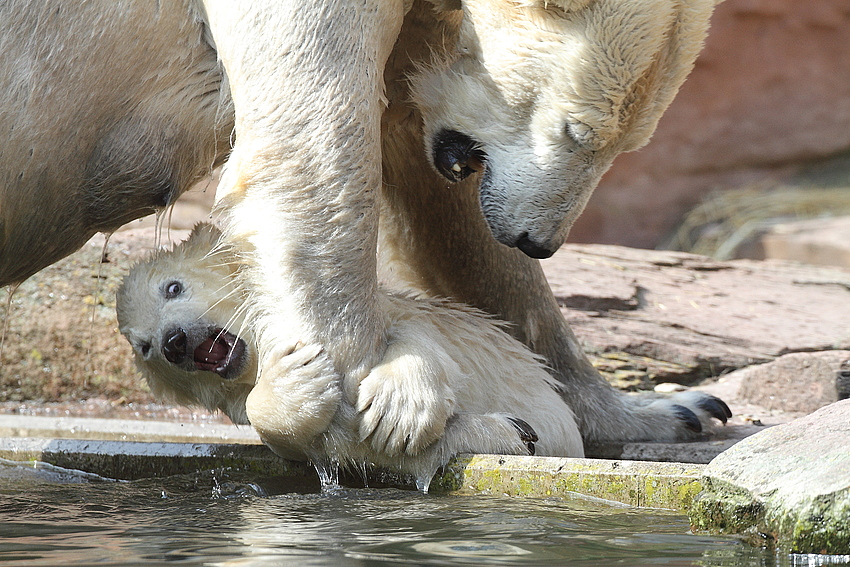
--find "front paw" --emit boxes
[246,342,342,456]
[356,349,455,457]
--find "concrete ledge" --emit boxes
[0,437,307,480]
[0,415,262,445]
[0,415,706,511]
[433,454,704,511]
[0,433,703,511]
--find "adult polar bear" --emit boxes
[204,0,729,456]
[0,1,728,454]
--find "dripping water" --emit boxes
[87,232,113,344]
[0,283,20,367]
[354,461,369,488]
[312,459,341,493]
[153,203,180,251]
[154,208,166,250]
[415,465,439,494]
[165,203,176,244]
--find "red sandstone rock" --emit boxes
[570,0,850,247]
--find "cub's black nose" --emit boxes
[162,329,188,364]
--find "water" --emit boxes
[0,461,837,567]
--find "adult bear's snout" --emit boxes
[162,328,188,364]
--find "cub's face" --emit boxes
[116,224,256,424]
[416,0,716,257]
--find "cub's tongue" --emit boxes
[194,329,236,376]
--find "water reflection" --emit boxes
[0,461,836,566]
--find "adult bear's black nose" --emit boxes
[515,233,555,259]
[162,328,188,364]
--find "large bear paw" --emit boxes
[356,346,456,457]
[668,391,732,432]
[246,342,342,458]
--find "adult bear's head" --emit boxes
[414,0,720,258]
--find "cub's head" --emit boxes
[116,223,255,424]
[416,0,719,258]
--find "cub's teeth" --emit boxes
[451,162,462,173]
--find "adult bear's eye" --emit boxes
[164,281,183,299]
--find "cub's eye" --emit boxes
[163,281,183,299]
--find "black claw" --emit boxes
[671,404,702,433]
[697,395,732,423]
[507,417,538,455]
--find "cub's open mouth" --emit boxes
[193,328,246,379]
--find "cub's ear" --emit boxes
[189,222,222,242]
[178,222,224,261]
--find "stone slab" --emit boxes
[542,244,850,387]
[690,399,850,554]
[761,215,850,269]
[734,351,850,413]
[0,414,261,445]
[434,455,705,512]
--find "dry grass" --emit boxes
[664,184,850,259]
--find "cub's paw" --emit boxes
[356,350,455,457]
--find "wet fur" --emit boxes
[117,224,585,481]
[4,0,728,456]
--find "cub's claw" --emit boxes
[506,417,538,455]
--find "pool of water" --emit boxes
[0,461,835,566]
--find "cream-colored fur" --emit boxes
[117,224,584,485]
[203,0,727,459]
[413,0,719,255]
[4,1,729,455]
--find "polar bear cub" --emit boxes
[117,224,583,483]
